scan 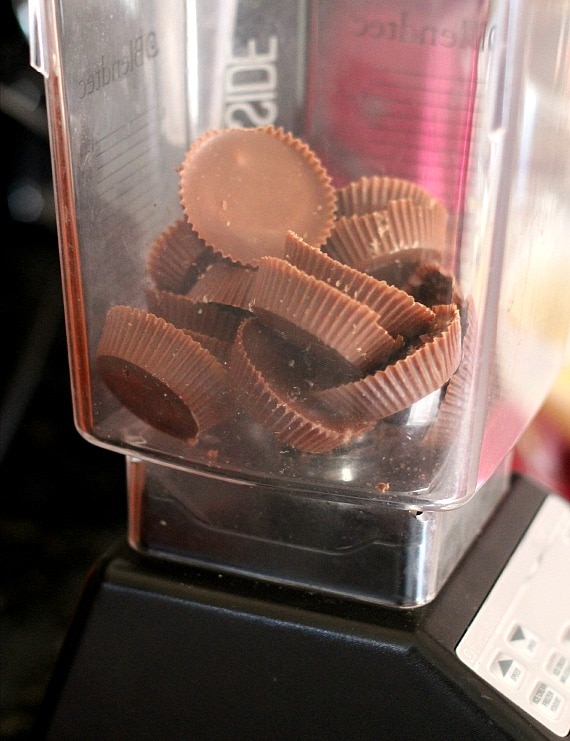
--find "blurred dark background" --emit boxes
[1,2,568,739]
[1,3,126,738]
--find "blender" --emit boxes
[28,0,570,737]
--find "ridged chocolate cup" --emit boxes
[179,126,337,267]
[384,199,448,251]
[250,256,400,374]
[336,176,444,217]
[146,219,218,294]
[363,247,444,288]
[325,212,392,269]
[229,318,372,453]
[145,289,245,343]
[186,261,257,310]
[423,298,477,447]
[96,305,229,441]
[182,329,233,366]
[314,304,462,424]
[284,231,434,339]
[325,199,447,272]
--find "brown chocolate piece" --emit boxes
[402,262,457,307]
[336,175,445,217]
[314,304,462,424]
[423,298,477,448]
[186,261,256,310]
[182,329,233,365]
[383,199,448,252]
[250,256,400,375]
[363,248,443,288]
[325,199,446,273]
[229,318,371,453]
[96,305,229,440]
[146,289,246,343]
[179,126,337,267]
[146,219,219,294]
[285,231,434,339]
[325,211,393,269]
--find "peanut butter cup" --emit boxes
[250,256,400,374]
[325,199,446,273]
[314,304,462,424]
[284,231,434,339]
[179,126,337,267]
[384,199,448,252]
[145,289,245,343]
[229,318,371,453]
[186,261,256,310]
[146,219,219,294]
[336,175,444,218]
[423,298,477,448]
[96,305,229,441]
[325,211,393,269]
[362,248,444,288]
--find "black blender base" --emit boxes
[34,476,559,740]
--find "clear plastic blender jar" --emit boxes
[29,0,570,606]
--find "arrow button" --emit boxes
[499,659,513,676]
[508,624,540,657]
[492,652,525,688]
[511,626,525,642]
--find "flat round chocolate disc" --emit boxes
[96,306,228,441]
[179,126,336,267]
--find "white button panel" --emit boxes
[456,494,570,737]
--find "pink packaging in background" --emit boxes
[304,0,490,213]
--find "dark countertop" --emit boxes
[0,219,127,740]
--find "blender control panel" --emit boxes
[457,494,570,737]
